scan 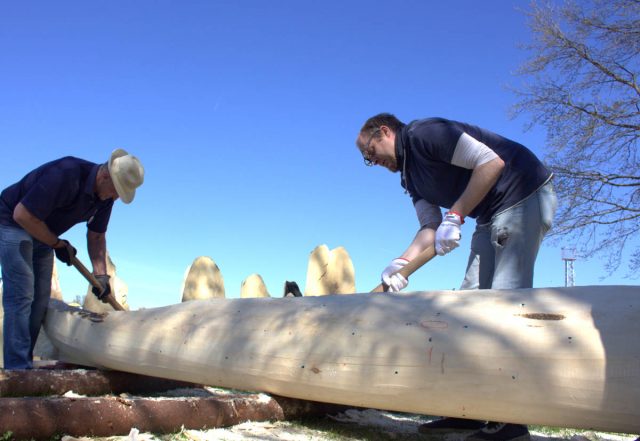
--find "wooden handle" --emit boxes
[71,256,126,311]
[370,245,437,293]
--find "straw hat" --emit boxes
[108,149,144,204]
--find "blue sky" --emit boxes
[1,1,635,309]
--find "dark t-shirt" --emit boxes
[0,156,113,235]
[396,118,552,223]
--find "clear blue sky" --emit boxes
[1,1,635,309]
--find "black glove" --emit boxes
[92,274,111,303]
[53,240,77,266]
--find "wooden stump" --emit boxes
[241,273,270,298]
[304,245,356,296]
[181,256,225,301]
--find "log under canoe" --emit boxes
[43,285,640,433]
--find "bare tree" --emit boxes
[512,0,640,274]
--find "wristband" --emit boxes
[446,211,465,224]
[51,239,61,248]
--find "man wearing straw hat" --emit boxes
[0,149,144,370]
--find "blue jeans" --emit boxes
[0,224,53,369]
[460,180,557,290]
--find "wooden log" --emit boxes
[43,286,640,433]
[0,369,202,397]
[0,392,347,440]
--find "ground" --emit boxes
[60,407,638,441]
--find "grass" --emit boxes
[529,425,637,440]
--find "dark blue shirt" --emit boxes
[0,156,114,235]
[396,118,552,223]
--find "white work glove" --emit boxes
[435,211,464,256]
[381,258,409,292]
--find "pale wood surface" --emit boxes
[180,256,225,301]
[328,246,356,294]
[240,273,270,298]
[304,245,356,296]
[304,244,331,296]
[43,285,640,433]
[51,261,63,300]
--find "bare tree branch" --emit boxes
[512,0,640,275]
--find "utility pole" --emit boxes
[561,248,576,287]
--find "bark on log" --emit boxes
[0,368,202,397]
[0,392,347,440]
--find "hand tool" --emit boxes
[370,245,436,293]
[70,256,126,311]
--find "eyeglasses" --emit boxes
[362,128,380,167]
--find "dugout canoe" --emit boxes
[43,285,640,433]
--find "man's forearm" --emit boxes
[87,231,108,274]
[451,157,504,216]
[400,227,436,261]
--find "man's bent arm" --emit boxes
[13,202,59,247]
[450,157,504,217]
